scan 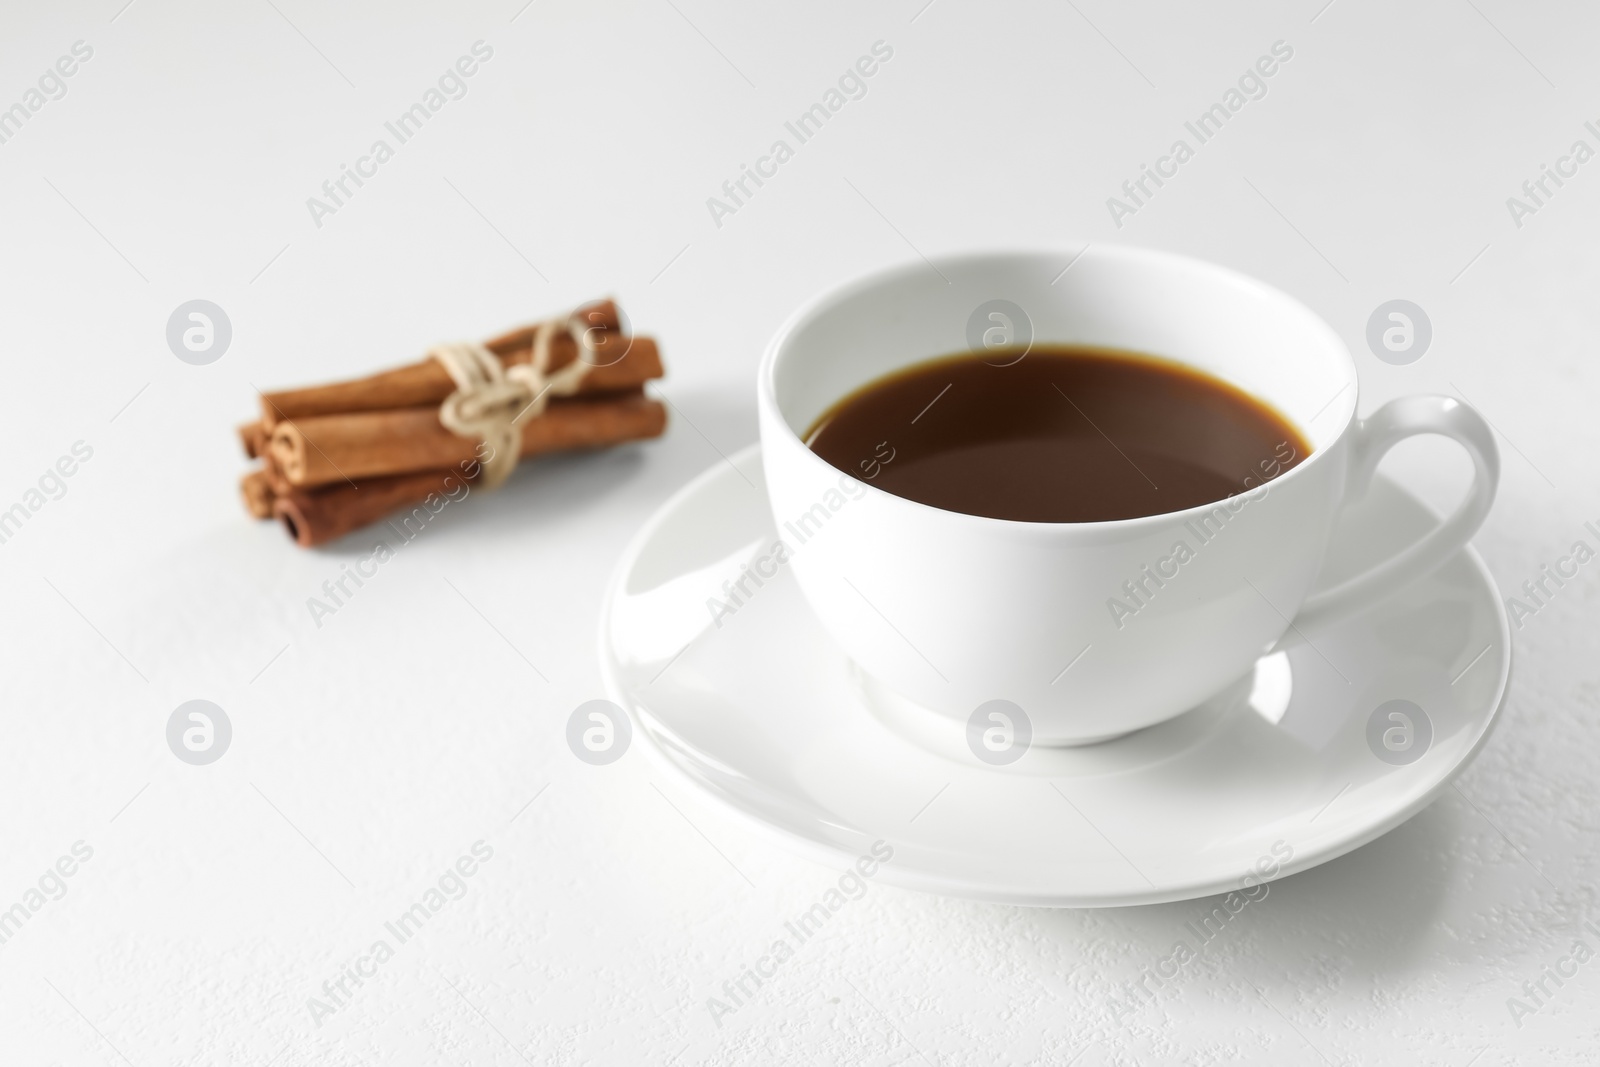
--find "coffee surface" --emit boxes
[805,345,1310,523]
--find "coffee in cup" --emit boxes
[804,344,1310,524]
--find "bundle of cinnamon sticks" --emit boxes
[238,300,666,546]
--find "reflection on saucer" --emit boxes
[1247,651,1293,726]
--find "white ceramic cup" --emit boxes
[757,246,1500,745]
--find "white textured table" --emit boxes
[1,1,1594,1063]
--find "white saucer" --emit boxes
[599,445,1511,906]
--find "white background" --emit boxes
[0,0,1596,1063]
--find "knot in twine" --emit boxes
[430,310,600,489]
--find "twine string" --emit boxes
[431,310,600,489]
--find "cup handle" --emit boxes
[1288,395,1500,633]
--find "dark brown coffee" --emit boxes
[805,345,1310,523]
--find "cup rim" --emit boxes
[757,243,1358,532]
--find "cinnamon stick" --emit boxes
[239,421,269,459]
[242,455,296,517]
[270,391,667,489]
[274,468,471,548]
[481,299,620,354]
[261,454,293,496]
[258,301,656,426]
[241,469,275,518]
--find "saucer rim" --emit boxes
[598,443,1513,907]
